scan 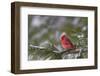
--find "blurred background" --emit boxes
[28,15,88,60]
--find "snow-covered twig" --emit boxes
[29,44,45,49]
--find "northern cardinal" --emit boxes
[60,32,75,50]
[53,32,80,54]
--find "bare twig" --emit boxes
[60,48,80,54]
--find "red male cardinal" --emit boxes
[60,32,75,50]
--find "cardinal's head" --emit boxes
[60,32,75,49]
